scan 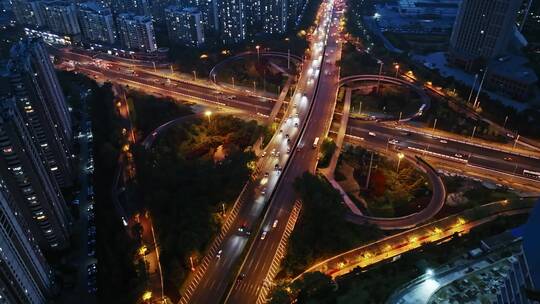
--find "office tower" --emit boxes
[7,39,73,188]
[116,13,157,52]
[41,1,81,36]
[218,0,246,44]
[11,0,46,28]
[262,0,287,34]
[77,1,116,44]
[165,6,205,47]
[0,97,70,250]
[150,0,175,23]
[111,0,150,15]
[0,183,54,303]
[449,0,522,69]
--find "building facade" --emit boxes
[11,0,46,28]
[41,1,81,36]
[8,39,73,188]
[449,0,522,70]
[111,0,150,16]
[262,0,287,34]
[184,0,219,32]
[165,6,205,47]
[0,183,53,304]
[218,0,246,44]
[77,1,116,44]
[0,96,70,251]
[116,13,157,52]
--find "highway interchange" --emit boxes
[51,0,540,301]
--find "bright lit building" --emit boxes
[111,0,150,16]
[41,0,81,36]
[262,0,287,34]
[165,6,205,47]
[449,0,522,70]
[7,38,73,188]
[116,13,157,52]
[0,183,54,303]
[77,1,116,44]
[184,0,219,32]
[218,0,246,44]
[0,96,70,251]
[11,0,46,28]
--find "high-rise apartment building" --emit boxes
[0,96,70,251]
[449,0,522,69]
[41,1,81,36]
[111,0,150,16]
[77,1,116,44]
[262,0,287,34]
[184,0,219,32]
[116,13,157,52]
[0,183,53,303]
[218,0,246,44]
[7,39,73,188]
[165,6,205,47]
[11,0,46,28]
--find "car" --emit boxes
[454,153,463,158]
[504,157,513,161]
[368,132,376,137]
[261,187,267,195]
[264,172,269,177]
[261,151,267,157]
[440,140,448,144]
[276,151,280,158]
[270,149,276,156]
[273,220,278,228]
[287,147,291,154]
[279,129,283,133]
[72,199,80,205]
[294,122,299,128]
[216,249,223,259]
[274,164,280,171]
[260,231,268,240]
[237,273,246,281]
[389,139,399,145]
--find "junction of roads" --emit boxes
[53,0,540,302]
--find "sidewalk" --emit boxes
[320,87,363,216]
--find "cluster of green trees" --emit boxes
[127,92,193,137]
[133,115,266,301]
[350,84,423,118]
[340,146,431,218]
[318,138,337,168]
[281,173,382,278]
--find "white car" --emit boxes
[273,220,278,228]
[260,231,268,240]
[216,249,222,259]
[440,140,448,144]
[368,132,376,137]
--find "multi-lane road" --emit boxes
[224,2,345,303]
[342,120,540,191]
[51,47,275,116]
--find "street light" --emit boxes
[376,60,383,94]
[396,152,404,172]
[256,45,260,62]
[192,70,197,81]
[394,64,400,78]
[205,110,212,124]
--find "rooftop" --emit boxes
[489,55,539,85]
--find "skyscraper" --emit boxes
[8,39,73,188]
[262,0,287,34]
[0,96,70,250]
[77,1,116,44]
[165,6,205,47]
[0,183,54,303]
[41,1,81,36]
[11,0,46,28]
[449,0,522,69]
[117,13,157,52]
[218,0,246,44]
